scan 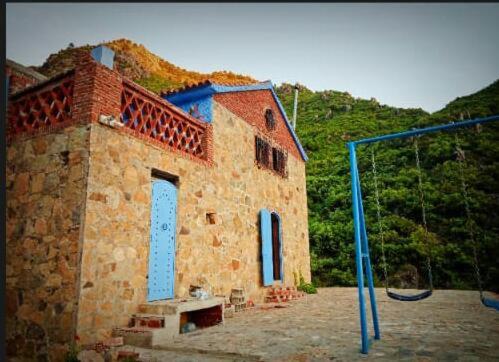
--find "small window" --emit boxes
[272,147,287,177]
[265,109,276,131]
[255,136,271,168]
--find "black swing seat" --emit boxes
[387,289,432,302]
[482,296,499,311]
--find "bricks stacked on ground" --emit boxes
[265,286,305,303]
[230,288,247,312]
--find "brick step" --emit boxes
[265,292,305,303]
[130,314,165,329]
[112,327,154,348]
[266,290,305,297]
[112,325,176,348]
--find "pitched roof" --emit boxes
[6,59,47,82]
[163,81,308,161]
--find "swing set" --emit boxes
[347,114,499,354]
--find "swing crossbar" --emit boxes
[348,114,499,355]
[353,115,499,145]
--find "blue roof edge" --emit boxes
[165,81,308,162]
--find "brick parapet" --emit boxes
[8,51,213,166]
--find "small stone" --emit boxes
[32,138,48,155]
[180,226,190,235]
[31,174,45,193]
[45,274,62,288]
[34,219,47,235]
[78,350,104,362]
[103,336,123,347]
[54,303,65,314]
[232,259,240,270]
[26,322,45,340]
[43,173,60,191]
[83,281,94,288]
[213,235,222,247]
[113,248,125,262]
[133,190,148,204]
[89,192,107,203]
[14,173,30,195]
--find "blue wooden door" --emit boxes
[260,209,274,286]
[148,180,177,301]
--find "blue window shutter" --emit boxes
[260,208,273,286]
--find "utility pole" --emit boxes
[292,83,299,129]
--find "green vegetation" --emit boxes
[277,80,499,292]
[294,270,318,294]
[135,75,183,94]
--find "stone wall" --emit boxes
[76,100,310,343]
[6,124,91,361]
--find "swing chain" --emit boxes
[413,137,434,290]
[454,132,484,299]
[370,148,389,290]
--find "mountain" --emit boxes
[276,80,499,292]
[33,39,258,93]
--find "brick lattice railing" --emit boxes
[8,71,75,137]
[120,80,209,160]
[7,58,212,164]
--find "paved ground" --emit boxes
[120,288,499,361]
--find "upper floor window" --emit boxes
[265,109,276,131]
[255,136,271,168]
[272,147,287,177]
[255,135,287,178]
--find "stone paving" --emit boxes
[120,288,499,361]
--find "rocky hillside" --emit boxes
[33,39,258,93]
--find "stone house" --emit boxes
[6,46,311,359]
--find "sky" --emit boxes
[6,3,499,112]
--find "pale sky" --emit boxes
[6,3,499,112]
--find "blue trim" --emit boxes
[353,115,499,145]
[349,142,370,354]
[164,81,308,161]
[269,87,309,162]
[165,84,214,104]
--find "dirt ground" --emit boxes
[118,287,499,361]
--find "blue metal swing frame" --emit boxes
[347,114,499,354]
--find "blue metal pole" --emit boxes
[356,170,381,340]
[348,142,369,354]
[354,115,499,145]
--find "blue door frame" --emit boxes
[348,115,499,354]
[148,180,177,301]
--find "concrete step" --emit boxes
[112,325,177,348]
[138,296,225,316]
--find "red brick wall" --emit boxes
[6,67,40,94]
[214,90,302,160]
[72,52,122,125]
